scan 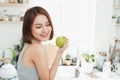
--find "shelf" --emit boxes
[113,5,120,9]
[0,3,28,6]
[0,21,23,24]
[0,3,27,24]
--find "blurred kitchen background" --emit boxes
[1,0,120,79]
[0,0,115,52]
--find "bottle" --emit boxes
[117,16,120,24]
[0,10,3,21]
[17,0,23,3]
[26,0,29,3]
[102,61,111,77]
[23,0,29,4]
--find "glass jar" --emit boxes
[17,0,23,3]
[8,0,15,3]
[4,15,9,21]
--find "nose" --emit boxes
[42,26,47,32]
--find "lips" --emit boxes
[40,33,49,38]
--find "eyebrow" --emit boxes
[35,23,42,25]
[35,21,49,25]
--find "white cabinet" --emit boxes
[55,66,79,79]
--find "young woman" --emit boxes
[17,6,68,80]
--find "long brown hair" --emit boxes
[22,6,54,44]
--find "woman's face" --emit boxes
[31,14,52,42]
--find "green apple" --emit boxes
[56,36,67,48]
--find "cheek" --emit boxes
[31,30,39,37]
[32,28,40,34]
[49,27,52,32]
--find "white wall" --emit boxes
[60,0,96,52]
[94,0,115,53]
[0,23,22,49]
[0,5,28,49]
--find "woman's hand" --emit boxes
[57,40,68,54]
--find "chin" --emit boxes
[41,38,49,41]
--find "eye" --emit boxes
[46,22,50,26]
[36,26,42,29]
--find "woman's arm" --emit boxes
[31,43,68,80]
[31,44,50,80]
[49,42,68,80]
[49,52,62,80]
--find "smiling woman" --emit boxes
[17,6,68,80]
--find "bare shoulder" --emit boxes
[28,43,46,57]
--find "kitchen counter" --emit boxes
[1,66,120,80]
[79,72,120,80]
[0,72,120,80]
[55,72,120,80]
[55,66,120,80]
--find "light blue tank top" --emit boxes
[17,44,40,80]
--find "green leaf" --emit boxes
[66,54,71,60]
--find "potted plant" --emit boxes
[14,39,24,53]
[13,39,24,64]
[82,52,95,62]
[65,54,72,66]
[81,52,95,73]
